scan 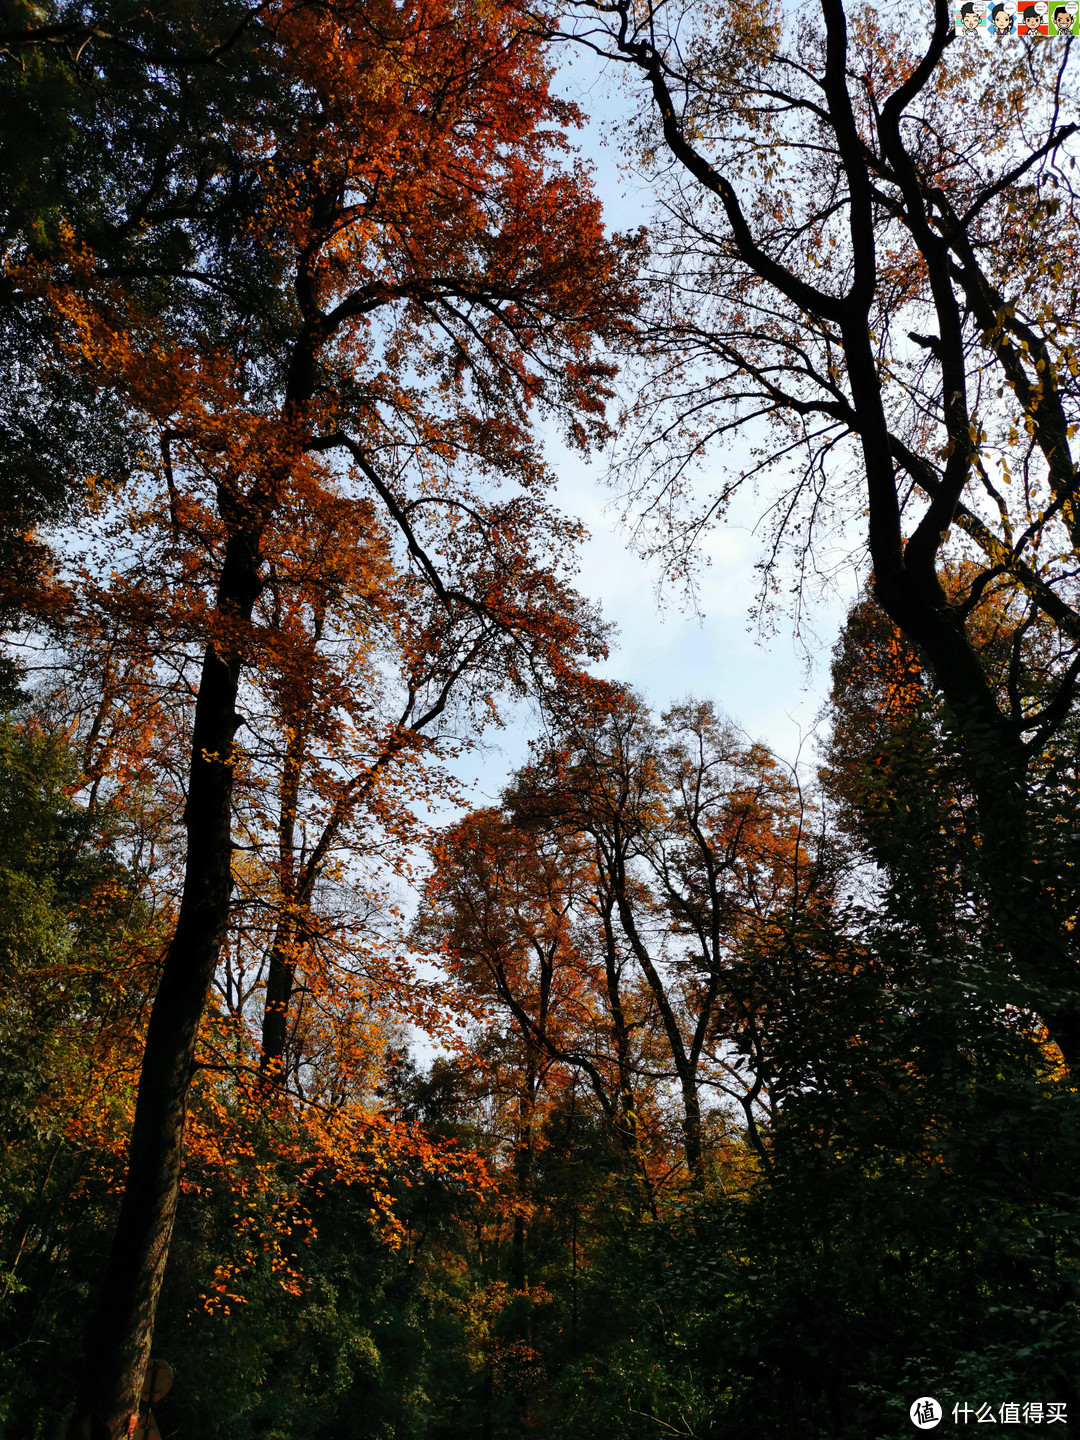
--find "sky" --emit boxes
[457,434,859,811]
[453,44,865,810]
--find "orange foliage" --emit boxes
[9,5,641,1413]
[418,690,823,1197]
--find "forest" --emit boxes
[1,0,1079,1436]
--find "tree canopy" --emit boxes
[2,2,1080,1438]
[558,0,1080,1075]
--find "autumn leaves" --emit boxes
[6,1,641,1433]
[418,696,821,1197]
[6,0,1080,1431]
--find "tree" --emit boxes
[0,1,279,701]
[533,665,1080,1440]
[511,691,828,1176]
[563,0,1080,1067]
[823,591,982,926]
[421,691,826,1189]
[419,802,663,1215]
[6,1,640,1431]
[0,709,167,1438]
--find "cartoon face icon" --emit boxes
[960,2,982,27]
[992,4,1012,29]
[1052,2,1074,27]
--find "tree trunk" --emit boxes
[681,1081,704,1188]
[610,871,706,1187]
[259,595,323,1082]
[510,1094,532,1296]
[67,522,264,1440]
[599,894,640,1159]
[842,302,1080,1074]
[260,915,298,1080]
[869,489,1080,1073]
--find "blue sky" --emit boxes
[454,44,865,808]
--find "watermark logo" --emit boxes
[952,1400,1069,1423]
[911,1397,943,1430]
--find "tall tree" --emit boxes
[420,803,661,1197]
[512,692,826,1176]
[564,0,1080,1066]
[422,692,825,1185]
[6,2,640,1433]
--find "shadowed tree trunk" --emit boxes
[67,506,274,1438]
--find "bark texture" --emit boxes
[67,521,268,1439]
